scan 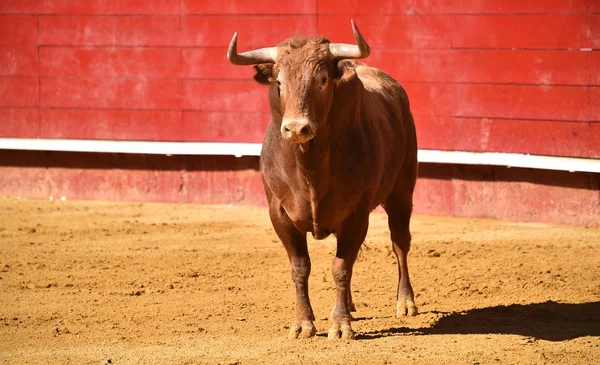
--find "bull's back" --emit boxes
[355,64,416,148]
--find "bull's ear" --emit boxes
[334,59,357,83]
[253,64,274,85]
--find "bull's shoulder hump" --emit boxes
[355,65,401,93]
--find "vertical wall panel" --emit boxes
[40,110,183,140]
[180,16,319,47]
[0,46,38,76]
[318,15,453,48]
[182,0,316,14]
[0,16,38,45]
[451,15,595,49]
[0,0,43,14]
[0,109,40,137]
[39,47,182,78]
[41,0,180,14]
[40,78,182,110]
[38,16,182,46]
[0,77,39,107]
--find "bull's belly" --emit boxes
[267,168,396,240]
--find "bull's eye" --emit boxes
[321,77,328,86]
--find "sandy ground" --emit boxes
[0,197,599,365]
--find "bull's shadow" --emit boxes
[357,300,600,341]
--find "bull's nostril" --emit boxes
[300,126,310,136]
[284,126,291,133]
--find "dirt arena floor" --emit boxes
[0,197,599,364]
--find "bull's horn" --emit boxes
[227,32,277,65]
[329,19,371,60]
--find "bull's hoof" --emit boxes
[396,298,418,318]
[327,328,341,340]
[327,328,356,341]
[341,328,355,340]
[288,321,317,339]
[328,324,355,341]
[298,326,317,339]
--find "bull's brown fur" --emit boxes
[251,34,418,340]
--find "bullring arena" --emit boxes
[1,1,599,364]
[1,198,599,364]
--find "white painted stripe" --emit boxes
[416,150,600,173]
[0,138,599,173]
[0,138,262,158]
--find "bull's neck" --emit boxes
[291,137,329,189]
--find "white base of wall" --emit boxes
[0,138,598,173]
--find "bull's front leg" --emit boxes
[268,203,317,339]
[329,212,369,340]
[288,254,316,339]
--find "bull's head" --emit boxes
[227,20,370,144]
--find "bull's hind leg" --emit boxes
[384,182,418,318]
[328,211,369,340]
[268,202,317,339]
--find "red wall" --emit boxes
[1,1,599,158]
[1,150,598,228]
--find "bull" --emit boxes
[227,20,418,340]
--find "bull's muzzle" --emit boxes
[280,119,316,144]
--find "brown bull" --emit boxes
[227,20,418,340]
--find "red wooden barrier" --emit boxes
[0,3,599,158]
[317,0,600,14]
